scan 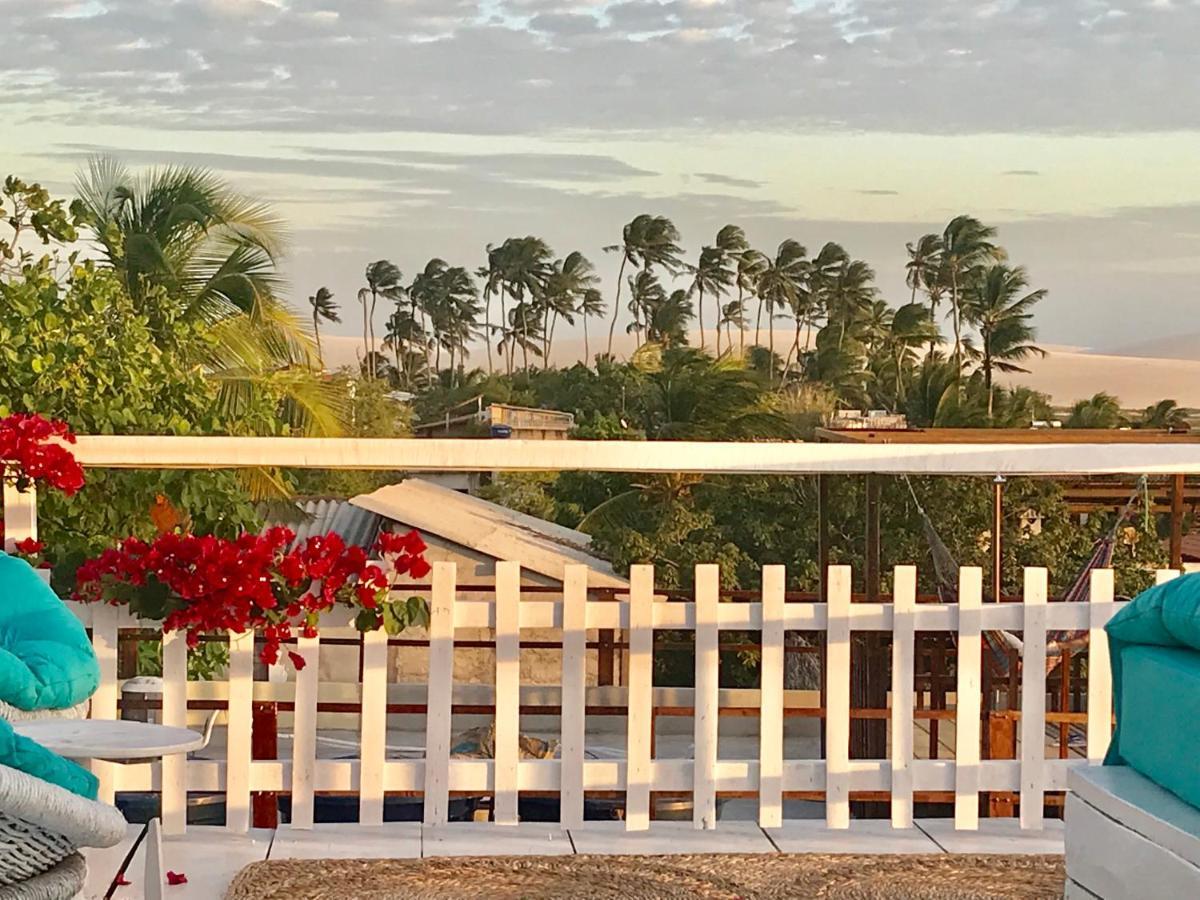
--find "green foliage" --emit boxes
[0,176,86,274]
[137,639,230,681]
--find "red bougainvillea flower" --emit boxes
[13,538,45,555]
[166,871,188,885]
[0,414,85,496]
[287,651,307,671]
[74,527,432,666]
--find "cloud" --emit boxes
[695,172,762,189]
[858,189,899,196]
[1004,170,1042,177]
[1,0,1196,135]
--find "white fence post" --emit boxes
[758,565,785,829]
[423,562,456,826]
[359,626,389,826]
[289,633,320,830]
[890,565,916,829]
[493,561,521,826]
[955,567,982,830]
[1020,567,1048,830]
[1086,569,1115,764]
[825,565,851,830]
[1,479,36,552]
[160,630,188,835]
[90,604,120,805]
[625,564,654,831]
[693,564,719,830]
[560,566,589,831]
[225,630,254,833]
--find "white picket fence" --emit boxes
[63,560,1136,838]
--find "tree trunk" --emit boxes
[697,285,705,350]
[483,286,494,374]
[606,256,628,356]
[754,296,763,347]
[313,316,322,370]
[583,316,590,364]
[950,269,962,371]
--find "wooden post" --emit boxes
[1171,474,1185,569]
[852,475,887,816]
[251,702,279,827]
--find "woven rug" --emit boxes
[225,853,1065,899]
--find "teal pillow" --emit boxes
[0,553,99,712]
[1105,574,1200,649]
[0,715,97,799]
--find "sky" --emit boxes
[3,0,1199,355]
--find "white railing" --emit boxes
[64,561,1134,837]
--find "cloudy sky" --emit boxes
[3,0,1199,354]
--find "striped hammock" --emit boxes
[904,475,1146,678]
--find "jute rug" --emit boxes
[225,853,1065,899]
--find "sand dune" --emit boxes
[317,333,1200,410]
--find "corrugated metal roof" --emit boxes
[261,498,384,552]
[351,478,628,589]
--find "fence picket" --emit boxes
[955,567,983,830]
[626,565,655,831]
[1020,567,1048,830]
[1,480,36,552]
[160,629,188,835]
[494,562,521,826]
[90,603,119,805]
[359,627,388,825]
[225,630,254,832]
[825,565,852,829]
[759,565,785,829]
[289,634,320,830]
[560,566,589,830]
[890,565,916,828]
[423,562,457,826]
[1086,569,1114,764]
[693,565,720,830]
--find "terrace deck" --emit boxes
[83,818,1066,900]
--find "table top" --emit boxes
[13,719,205,760]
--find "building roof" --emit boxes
[815,427,1199,444]
[351,478,627,589]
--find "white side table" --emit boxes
[14,719,204,900]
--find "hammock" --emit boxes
[903,475,1148,678]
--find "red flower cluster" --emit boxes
[74,528,431,666]
[0,414,85,496]
[10,537,51,569]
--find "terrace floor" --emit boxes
[82,818,1065,899]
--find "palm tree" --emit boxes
[1065,392,1125,429]
[75,157,342,436]
[962,264,1046,418]
[689,244,734,353]
[494,236,552,372]
[905,233,943,305]
[577,288,606,363]
[710,225,748,353]
[940,215,1001,369]
[542,251,599,364]
[308,287,339,368]
[626,270,666,345]
[881,302,939,407]
[719,298,746,354]
[359,260,403,379]
[736,249,768,349]
[604,214,684,355]
[1138,399,1190,430]
[477,244,505,375]
[755,240,807,380]
[411,259,478,384]
[645,288,694,348]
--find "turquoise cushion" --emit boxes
[0,553,99,712]
[0,716,98,799]
[1105,574,1200,649]
[1107,645,1200,811]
